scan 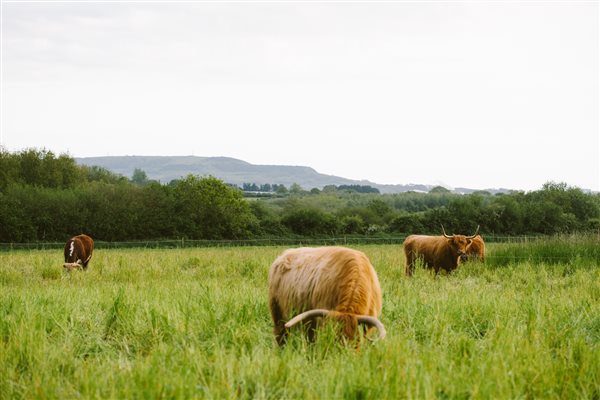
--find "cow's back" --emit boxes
[404,235,452,273]
[76,234,94,258]
[268,246,381,319]
[404,235,443,262]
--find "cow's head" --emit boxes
[284,309,386,343]
[63,259,83,271]
[441,225,480,262]
[463,236,483,261]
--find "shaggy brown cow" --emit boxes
[404,226,480,276]
[268,246,386,346]
[464,235,485,262]
[63,234,94,271]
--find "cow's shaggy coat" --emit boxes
[268,246,385,345]
[465,235,485,262]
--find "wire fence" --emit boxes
[1,236,599,266]
[3,237,400,251]
[0,234,596,252]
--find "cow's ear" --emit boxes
[446,238,453,245]
[467,239,473,244]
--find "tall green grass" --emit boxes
[485,234,600,268]
[1,243,599,399]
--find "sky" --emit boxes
[1,1,598,191]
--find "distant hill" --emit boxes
[75,156,509,194]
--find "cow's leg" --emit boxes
[82,254,92,270]
[270,299,288,346]
[405,259,413,276]
[305,318,319,342]
[405,252,415,276]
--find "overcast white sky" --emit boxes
[1,1,598,191]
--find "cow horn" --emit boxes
[357,315,386,341]
[441,224,452,238]
[285,309,330,329]
[466,225,480,239]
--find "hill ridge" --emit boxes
[75,155,508,194]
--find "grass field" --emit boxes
[1,239,599,399]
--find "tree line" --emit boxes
[240,183,380,194]
[1,148,599,242]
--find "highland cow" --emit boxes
[268,246,385,346]
[404,226,480,276]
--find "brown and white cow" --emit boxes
[63,234,94,271]
[403,226,480,276]
[268,246,386,346]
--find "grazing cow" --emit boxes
[63,234,94,271]
[464,235,485,262]
[268,246,386,346]
[404,226,480,276]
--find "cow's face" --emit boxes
[463,236,484,262]
[63,260,83,270]
[447,236,473,260]
[328,312,360,341]
[441,225,480,265]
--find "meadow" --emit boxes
[1,238,599,399]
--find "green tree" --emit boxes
[19,149,45,187]
[0,148,20,191]
[289,183,303,194]
[339,215,365,234]
[446,195,485,233]
[248,201,287,236]
[83,165,126,184]
[173,175,256,239]
[0,190,32,241]
[388,213,424,234]
[134,183,177,239]
[281,208,338,236]
[131,168,149,186]
[275,185,288,195]
[485,194,524,234]
[429,186,451,194]
[368,199,392,218]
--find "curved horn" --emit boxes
[441,224,452,238]
[357,315,386,340]
[285,309,330,329]
[466,225,480,239]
